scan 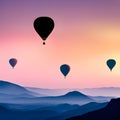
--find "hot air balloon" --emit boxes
[9,58,17,68]
[106,59,116,71]
[33,16,54,45]
[60,64,70,78]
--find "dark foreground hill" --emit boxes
[67,98,120,120]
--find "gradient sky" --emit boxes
[0,0,120,88]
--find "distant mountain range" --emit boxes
[80,87,120,97]
[0,80,119,120]
[27,87,120,97]
[25,91,94,105]
[67,98,120,120]
[0,80,93,105]
[0,80,112,104]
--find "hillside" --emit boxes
[67,98,120,120]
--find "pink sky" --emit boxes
[0,0,120,88]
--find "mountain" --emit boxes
[58,91,93,104]
[62,91,90,98]
[4,91,93,105]
[0,80,37,101]
[91,96,112,103]
[0,80,29,95]
[27,91,94,105]
[26,87,69,96]
[39,103,80,113]
[27,87,120,97]
[80,87,120,97]
[67,98,120,120]
[0,81,112,105]
[0,102,108,120]
[0,81,94,105]
[0,107,59,120]
[59,91,93,102]
[0,105,8,111]
[46,102,108,120]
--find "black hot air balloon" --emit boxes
[106,59,116,71]
[60,64,70,78]
[9,58,17,68]
[34,16,54,45]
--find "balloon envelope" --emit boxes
[60,64,70,78]
[33,16,54,44]
[9,58,17,68]
[106,59,116,71]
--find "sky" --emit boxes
[0,0,120,88]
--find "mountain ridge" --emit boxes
[0,80,36,97]
[27,87,120,97]
[67,98,120,120]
